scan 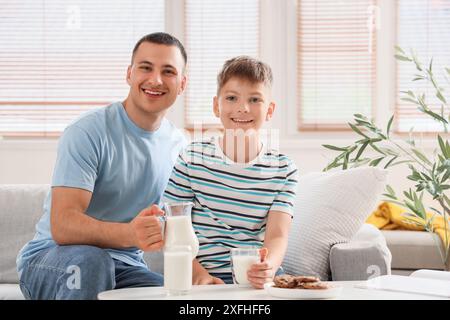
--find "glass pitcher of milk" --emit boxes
[163,202,199,259]
[164,245,192,295]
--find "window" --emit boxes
[395,0,450,133]
[297,0,377,130]
[184,0,260,128]
[0,0,164,136]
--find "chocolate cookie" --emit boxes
[298,281,330,290]
[273,275,297,288]
[293,275,320,283]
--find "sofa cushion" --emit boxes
[282,167,387,280]
[382,230,446,270]
[0,184,49,284]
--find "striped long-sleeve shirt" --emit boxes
[163,137,298,276]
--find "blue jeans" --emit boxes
[19,245,163,300]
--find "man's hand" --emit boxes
[129,204,164,251]
[193,274,225,285]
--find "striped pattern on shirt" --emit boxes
[163,137,298,275]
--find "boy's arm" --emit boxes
[262,210,292,270]
[247,210,292,289]
[51,186,164,251]
[192,259,224,285]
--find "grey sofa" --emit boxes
[382,230,448,275]
[0,184,392,300]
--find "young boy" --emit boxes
[163,56,298,289]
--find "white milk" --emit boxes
[164,249,192,295]
[164,216,199,258]
[231,255,260,285]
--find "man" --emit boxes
[16,32,188,300]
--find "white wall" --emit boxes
[0,140,56,184]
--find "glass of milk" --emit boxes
[163,202,199,259]
[230,248,261,287]
[164,245,192,295]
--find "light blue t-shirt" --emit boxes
[16,102,186,274]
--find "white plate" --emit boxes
[264,282,343,299]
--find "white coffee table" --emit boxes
[98,281,448,300]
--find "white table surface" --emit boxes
[98,281,448,300]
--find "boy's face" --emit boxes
[213,77,275,132]
[126,42,186,115]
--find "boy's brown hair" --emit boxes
[216,56,273,95]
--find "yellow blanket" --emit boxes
[366,202,450,249]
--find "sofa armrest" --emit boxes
[329,240,392,281]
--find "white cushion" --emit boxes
[283,167,387,280]
[353,223,387,244]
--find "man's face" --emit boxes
[213,77,275,132]
[126,42,186,115]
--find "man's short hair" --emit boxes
[217,56,273,95]
[131,32,187,65]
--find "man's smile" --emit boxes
[142,88,167,98]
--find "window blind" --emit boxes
[396,0,450,133]
[184,0,260,128]
[0,0,164,136]
[297,0,377,130]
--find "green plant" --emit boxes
[322,47,450,270]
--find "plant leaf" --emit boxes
[369,157,384,167]
[389,160,414,167]
[343,152,349,170]
[436,90,447,104]
[438,135,449,159]
[355,141,369,161]
[441,169,450,183]
[322,144,348,152]
[354,114,367,120]
[422,108,448,124]
[386,115,394,138]
[349,123,369,138]
[384,155,399,169]
[382,193,398,200]
[395,54,412,62]
[412,148,432,165]
[370,142,386,155]
[386,184,396,197]
[395,46,406,55]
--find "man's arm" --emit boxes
[50,186,164,251]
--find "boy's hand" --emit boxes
[129,204,164,251]
[193,274,225,285]
[247,247,273,289]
